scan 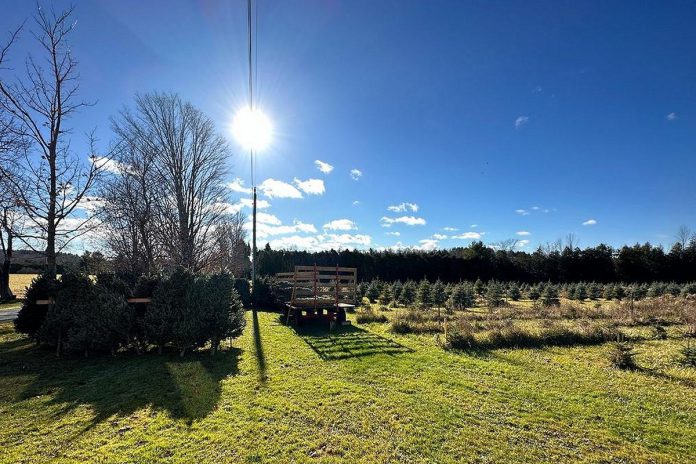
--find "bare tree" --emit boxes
[675,225,693,250]
[210,212,250,275]
[491,238,519,252]
[99,133,161,275]
[0,6,105,277]
[107,92,230,271]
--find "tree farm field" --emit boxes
[1,301,695,464]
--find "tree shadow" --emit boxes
[291,320,413,361]
[0,324,241,431]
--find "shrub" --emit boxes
[528,285,541,301]
[232,278,251,307]
[651,324,668,340]
[356,307,388,324]
[608,340,637,369]
[507,283,521,301]
[681,282,696,297]
[366,280,381,303]
[444,318,476,350]
[14,274,60,339]
[390,309,441,334]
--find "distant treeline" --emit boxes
[256,241,696,283]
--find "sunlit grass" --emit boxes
[1,310,695,463]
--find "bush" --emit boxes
[679,341,696,367]
[485,281,504,308]
[541,284,560,307]
[198,274,245,354]
[444,318,476,350]
[232,278,251,307]
[356,307,388,324]
[390,309,441,334]
[608,340,637,369]
[146,268,195,354]
[14,274,60,339]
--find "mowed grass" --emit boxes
[1,311,695,463]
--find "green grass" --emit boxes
[1,310,695,463]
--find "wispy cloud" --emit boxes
[514,116,529,128]
[380,216,426,227]
[256,212,282,225]
[443,227,458,232]
[352,200,360,206]
[582,219,597,226]
[516,239,530,248]
[314,159,334,174]
[323,219,357,231]
[667,112,677,121]
[387,202,419,213]
[258,178,303,199]
[385,231,400,236]
[432,233,447,240]
[92,156,125,175]
[350,168,362,180]
[418,239,439,251]
[251,219,318,239]
[515,209,530,216]
[516,231,531,236]
[293,178,325,195]
[227,177,253,195]
[452,232,482,239]
[470,224,478,228]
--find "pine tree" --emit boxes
[588,282,601,300]
[366,280,381,303]
[507,282,521,301]
[541,283,560,307]
[473,278,485,296]
[391,281,403,306]
[431,280,447,308]
[448,283,473,311]
[399,280,417,307]
[575,282,587,301]
[485,281,504,308]
[528,284,541,301]
[381,284,394,306]
[416,279,433,309]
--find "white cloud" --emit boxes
[352,200,360,206]
[470,224,478,228]
[258,178,303,199]
[514,116,529,128]
[256,212,282,225]
[418,239,439,251]
[227,178,252,195]
[251,219,318,239]
[515,209,530,216]
[452,232,482,240]
[238,198,271,209]
[516,231,531,236]
[267,233,371,251]
[582,219,597,226]
[516,239,530,248]
[432,233,448,240]
[667,112,677,121]
[314,160,334,174]
[385,231,400,236]
[92,156,125,175]
[350,168,362,180]
[380,216,426,227]
[323,219,357,231]
[293,178,325,195]
[443,227,458,232]
[387,202,419,213]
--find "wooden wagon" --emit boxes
[276,265,357,328]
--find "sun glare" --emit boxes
[232,106,273,152]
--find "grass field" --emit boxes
[7,274,38,299]
[1,308,695,463]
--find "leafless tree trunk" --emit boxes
[0,6,106,278]
[107,92,230,271]
[675,225,694,250]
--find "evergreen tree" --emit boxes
[541,283,560,307]
[588,282,601,300]
[575,282,587,301]
[416,279,433,309]
[665,282,681,297]
[528,284,541,301]
[485,281,504,308]
[448,283,473,311]
[507,282,521,301]
[603,284,614,300]
[380,284,394,306]
[399,280,417,307]
[431,280,447,308]
[366,280,381,303]
[473,278,485,296]
[614,284,626,301]
[647,282,665,298]
[391,281,403,305]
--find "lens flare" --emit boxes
[232,106,273,151]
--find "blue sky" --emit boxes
[2,0,695,252]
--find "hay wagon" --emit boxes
[276,265,357,329]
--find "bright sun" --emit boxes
[232,106,273,152]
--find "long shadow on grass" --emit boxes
[290,319,413,361]
[0,326,241,429]
[252,309,267,382]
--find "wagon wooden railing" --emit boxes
[275,265,358,328]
